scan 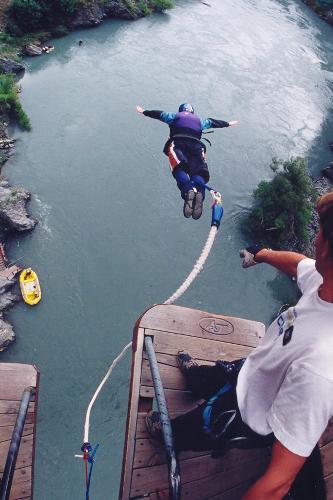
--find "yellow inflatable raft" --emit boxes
[19,268,42,306]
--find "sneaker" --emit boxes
[145,410,163,440]
[177,350,198,373]
[192,192,203,220]
[183,189,196,218]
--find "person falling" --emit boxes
[137,103,238,219]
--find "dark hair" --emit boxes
[317,190,333,260]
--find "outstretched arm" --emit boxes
[136,105,176,124]
[201,117,239,129]
[242,440,306,500]
[240,246,307,278]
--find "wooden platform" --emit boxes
[0,363,39,499]
[120,304,272,499]
[120,304,333,499]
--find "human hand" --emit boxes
[228,120,238,126]
[136,105,145,114]
[239,245,262,268]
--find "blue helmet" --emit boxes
[178,103,194,113]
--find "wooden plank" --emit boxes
[139,386,204,413]
[130,447,270,497]
[8,468,31,499]
[0,434,33,473]
[133,438,208,469]
[141,360,187,391]
[147,330,253,362]
[0,363,39,500]
[0,401,35,414]
[320,417,333,448]
[120,329,145,500]
[0,424,34,443]
[143,351,215,368]
[1,466,33,499]
[0,411,35,428]
[0,365,37,401]
[153,471,264,500]
[139,305,265,347]
[321,440,333,477]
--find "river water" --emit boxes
[1,0,333,498]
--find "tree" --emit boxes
[243,157,316,248]
[8,0,47,33]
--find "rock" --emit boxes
[0,314,15,351]
[24,44,43,56]
[0,181,37,232]
[0,291,19,313]
[329,141,333,153]
[0,275,16,295]
[103,0,144,19]
[322,163,333,183]
[70,4,105,28]
[0,58,25,75]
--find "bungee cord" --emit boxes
[76,187,224,498]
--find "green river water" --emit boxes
[1,0,333,497]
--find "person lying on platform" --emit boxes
[136,103,238,220]
[146,190,333,499]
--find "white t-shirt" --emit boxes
[236,258,333,457]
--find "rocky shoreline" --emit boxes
[0,107,37,351]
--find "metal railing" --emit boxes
[144,336,181,500]
[0,386,35,500]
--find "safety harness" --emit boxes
[163,134,210,155]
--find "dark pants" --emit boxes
[171,360,273,454]
[170,363,326,498]
[168,138,209,199]
[172,169,206,200]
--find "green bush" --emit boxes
[138,0,152,15]
[8,0,47,33]
[7,0,79,34]
[243,157,316,248]
[0,74,31,130]
[150,0,174,11]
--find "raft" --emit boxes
[19,268,42,305]
[119,304,333,499]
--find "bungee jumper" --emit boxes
[136,103,238,220]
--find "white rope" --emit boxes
[83,341,132,444]
[81,225,219,445]
[164,226,217,305]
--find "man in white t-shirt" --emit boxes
[237,190,333,499]
[146,191,333,498]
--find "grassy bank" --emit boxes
[0,73,30,129]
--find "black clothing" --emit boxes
[171,360,273,455]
